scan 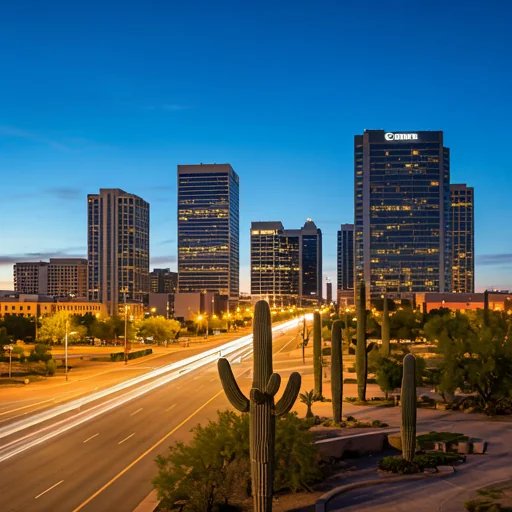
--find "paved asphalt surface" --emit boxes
[0,329,253,425]
[0,330,300,512]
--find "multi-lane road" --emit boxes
[0,322,302,512]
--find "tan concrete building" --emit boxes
[0,294,106,318]
[13,258,88,298]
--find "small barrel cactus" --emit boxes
[331,320,343,423]
[401,353,417,461]
[218,300,302,511]
[313,311,322,398]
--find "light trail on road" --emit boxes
[0,316,305,464]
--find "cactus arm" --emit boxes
[265,373,281,396]
[275,372,302,417]
[250,388,266,404]
[217,358,250,412]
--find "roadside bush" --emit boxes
[46,359,57,376]
[378,456,417,474]
[153,411,320,511]
[28,344,52,363]
[110,348,153,362]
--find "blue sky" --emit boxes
[1,0,511,293]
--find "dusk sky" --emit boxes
[1,0,511,293]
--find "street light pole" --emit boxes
[124,304,129,365]
[5,345,13,378]
[65,318,69,382]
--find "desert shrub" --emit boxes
[46,359,57,376]
[153,411,319,511]
[378,456,417,474]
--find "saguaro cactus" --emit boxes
[401,353,417,462]
[331,319,343,423]
[356,280,367,401]
[313,311,322,398]
[218,300,302,512]
[381,296,390,357]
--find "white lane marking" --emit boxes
[210,377,218,382]
[130,408,143,416]
[176,385,182,389]
[166,404,176,411]
[35,480,64,499]
[197,385,203,391]
[118,433,135,445]
[275,335,296,355]
[83,433,99,444]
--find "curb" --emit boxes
[315,472,446,512]
[133,489,160,512]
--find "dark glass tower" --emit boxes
[177,164,239,303]
[87,188,150,314]
[337,224,354,291]
[354,130,451,299]
[451,184,474,293]
[301,219,322,301]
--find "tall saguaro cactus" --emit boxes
[381,296,390,357]
[356,280,367,401]
[313,311,322,398]
[401,353,417,462]
[331,320,343,423]
[218,300,302,512]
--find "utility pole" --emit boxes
[65,318,69,382]
[124,292,128,365]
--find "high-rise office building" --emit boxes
[87,188,150,314]
[301,219,322,301]
[14,262,48,294]
[250,222,299,305]
[354,130,451,299]
[337,224,354,291]
[149,268,178,294]
[451,184,474,293]
[14,258,88,297]
[326,277,333,303]
[177,164,239,303]
[250,219,322,305]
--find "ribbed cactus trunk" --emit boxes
[313,311,322,398]
[217,300,302,512]
[381,296,390,357]
[401,353,417,462]
[331,320,343,423]
[251,304,274,511]
[356,281,367,401]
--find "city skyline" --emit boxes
[1,2,511,293]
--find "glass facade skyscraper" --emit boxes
[87,188,150,314]
[354,130,451,299]
[337,224,354,291]
[451,184,474,293]
[177,164,239,302]
[250,219,322,305]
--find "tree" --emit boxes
[28,343,53,363]
[153,410,250,512]
[375,358,403,399]
[0,315,35,341]
[299,390,317,418]
[137,317,181,344]
[37,312,86,344]
[0,327,11,347]
[425,311,512,413]
[390,309,423,342]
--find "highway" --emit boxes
[0,321,302,512]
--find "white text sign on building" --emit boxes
[384,132,419,141]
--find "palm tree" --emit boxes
[299,389,317,418]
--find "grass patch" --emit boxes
[344,396,394,407]
[417,431,468,444]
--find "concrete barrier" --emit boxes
[315,428,398,460]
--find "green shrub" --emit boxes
[28,344,52,363]
[464,499,502,511]
[412,452,465,468]
[378,456,417,474]
[110,348,153,362]
[153,411,320,511]
[46,359,57,376]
